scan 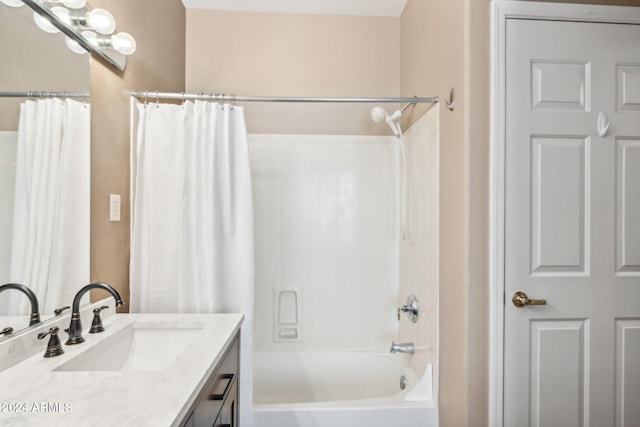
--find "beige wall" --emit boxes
[186,10,400,135]
[90,0,185,307]
[401,0,490,426]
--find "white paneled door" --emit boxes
[504,19,640,427]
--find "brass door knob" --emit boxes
[512,291,547,307]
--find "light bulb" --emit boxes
[86,8,115,34]
[33,11,59,33]
[51,6,70,25]
[111,32,136,55]
[61,0,86,9]
[65,36,87,54]
[0,0,24,7]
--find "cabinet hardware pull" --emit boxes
[211,374,235,401]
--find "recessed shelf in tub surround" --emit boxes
[0,312,243,427]
[274,288,302,342]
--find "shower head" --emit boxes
[370,106,389,123]
[370,106,402,123]
[370,106,402,138]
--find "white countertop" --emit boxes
[0,313,243,427]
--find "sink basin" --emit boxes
[55,324,202,372]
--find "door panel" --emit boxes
[617,64,640,111]
[616,139,640,274]
[531,136,588,275]
[530,319,589,427]
[531,61,590,112]
[505,19,640,427]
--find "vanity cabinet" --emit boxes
[179,333,240,427]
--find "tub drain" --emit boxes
[399,375,408,390]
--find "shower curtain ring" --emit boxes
[155,91,159,108]
[181,91,185,103]
[144,91,149,106]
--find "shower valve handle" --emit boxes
[397,295,420,323]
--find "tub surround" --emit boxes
[0,312,243,426]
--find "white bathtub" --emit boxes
[253,351,438,427]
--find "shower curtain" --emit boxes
[130,100,254,426]
[2,98,90,316]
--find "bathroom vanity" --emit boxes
[0,310,243,427]
[180,334,239,427]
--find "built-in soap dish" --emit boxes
[273,288,301,342]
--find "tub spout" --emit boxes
[0,283,41,326]
[390,341,415,354]
[65,282,124,345]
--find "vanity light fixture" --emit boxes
[18,0,135,70]
[35,6,115,35]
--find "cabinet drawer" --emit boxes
[213,378,238,427]
[193,335,239,427]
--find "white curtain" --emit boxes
[2,98,90,316]
[130,100,255,426]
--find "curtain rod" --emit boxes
[0,91,90,99]
[130,90,439,105]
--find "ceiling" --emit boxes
[181,0,408,17]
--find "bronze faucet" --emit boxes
[0,283,41,326]
[65,282,124,345]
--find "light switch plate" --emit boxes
[110,194,121,222]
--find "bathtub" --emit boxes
[253,351,438,427]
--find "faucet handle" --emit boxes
[94,305,109,314]
[89,306,109,334]
[54,306,71,316]
[37,327,64,358]
[396,295,420,323]
[0,327,14,337]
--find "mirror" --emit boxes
[0,2,90,336]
